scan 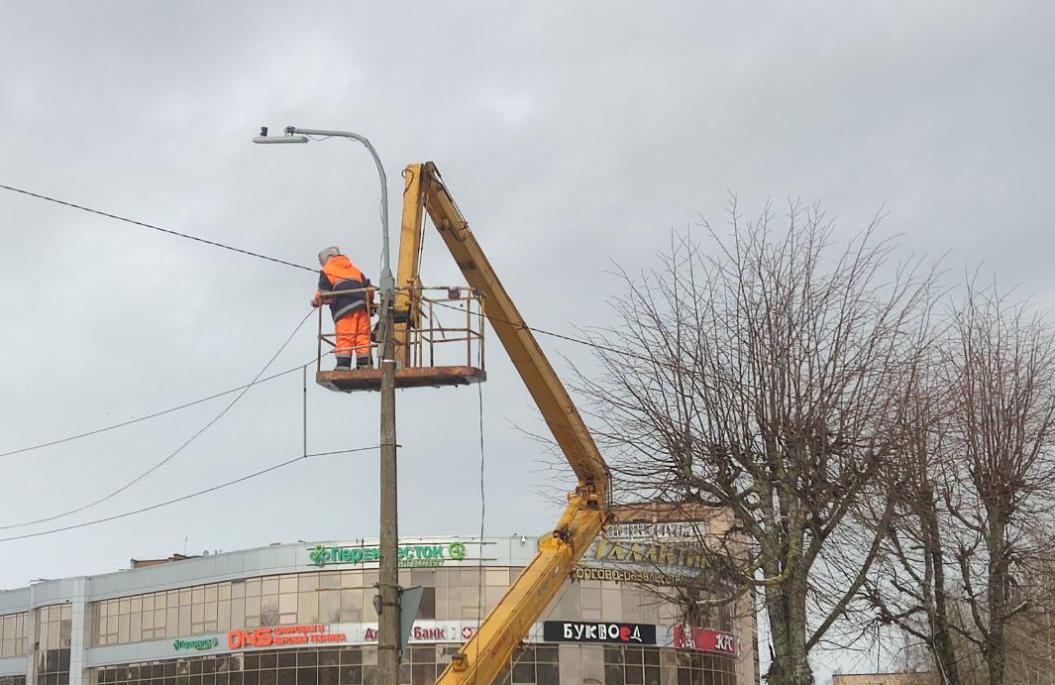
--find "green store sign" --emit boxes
[309,542,467,568]
[173,637,218,651]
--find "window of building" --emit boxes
[0,611,27,657]
[675,651,736,685]
[491,645,559,685]
[405,645,435,685]
[36,604,72,685]
[602,647,661,685]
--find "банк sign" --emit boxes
[542,621,656,645]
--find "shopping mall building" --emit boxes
[0,520,757,685]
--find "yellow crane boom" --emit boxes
[395,162,609,684]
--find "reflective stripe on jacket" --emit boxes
[316,255,370,321]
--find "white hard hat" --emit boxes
[318,246,340,265]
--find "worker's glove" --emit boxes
[311,297,320,308]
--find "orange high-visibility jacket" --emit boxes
[316,255,370,321]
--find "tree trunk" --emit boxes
[922,490,962,685]
[986,517,1008,685]
[764,574,815,685]
[928,561,962,685]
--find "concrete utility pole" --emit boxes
[254,126,400,684]
[377,276,399,685]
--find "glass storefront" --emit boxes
[92,645,523,685]
[84,564,741,685]
[89,642,737,685]
[93,569,528,648]
[91,569,732,648]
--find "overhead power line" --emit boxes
[0,183,316,273]
[0,181,656,362]
[3,298,664,471]
[0,358,318,460]
[0,446,381,543]
[1,304,661,467]
[0,308,316,530]
[0,180,650,363]
[428,297,670,368]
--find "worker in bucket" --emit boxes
[311,246,372,370]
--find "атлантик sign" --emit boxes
[308,541,467,568]
[542,621,656,645]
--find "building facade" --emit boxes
[0,534,756,685]
[831,674,938,685]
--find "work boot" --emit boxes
[356,355,372,369]
[334,359,352,372]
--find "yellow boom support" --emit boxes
[395,163,609,685]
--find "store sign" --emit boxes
[228,624,347,649]
[606,521,705,542]
[173,637,219,651]
[362,622,475,643]
[588,538,710,571]
[308,542,467,568]
[672,627,736,655]
[542,621,656,645]
[571,566,682,586]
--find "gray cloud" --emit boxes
[2,1,1053,677]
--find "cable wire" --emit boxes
[3,288,651,467]
[0,446,380,543]
[4,295,651,467]
[0,183,316,273]
[0,358,321,460]
[1,180,658,364]
[0,308,316,530]
[428,296,670,368]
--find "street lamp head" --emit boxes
[253,126,308,144]
[252,124,393,287]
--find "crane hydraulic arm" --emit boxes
[394,162,609,685]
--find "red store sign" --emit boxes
[672,627,737,655]
[228,625,347,649]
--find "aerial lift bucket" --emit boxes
[315,285,486,392]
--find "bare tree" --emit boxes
[577,201,935,685]
[861,353,966,685]
[863,282,1055,685]
[1003,525,1055,684]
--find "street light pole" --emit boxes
[254,126,400,684]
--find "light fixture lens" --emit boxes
[252,135,309,144]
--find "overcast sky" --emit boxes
[2,1,1053,679]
